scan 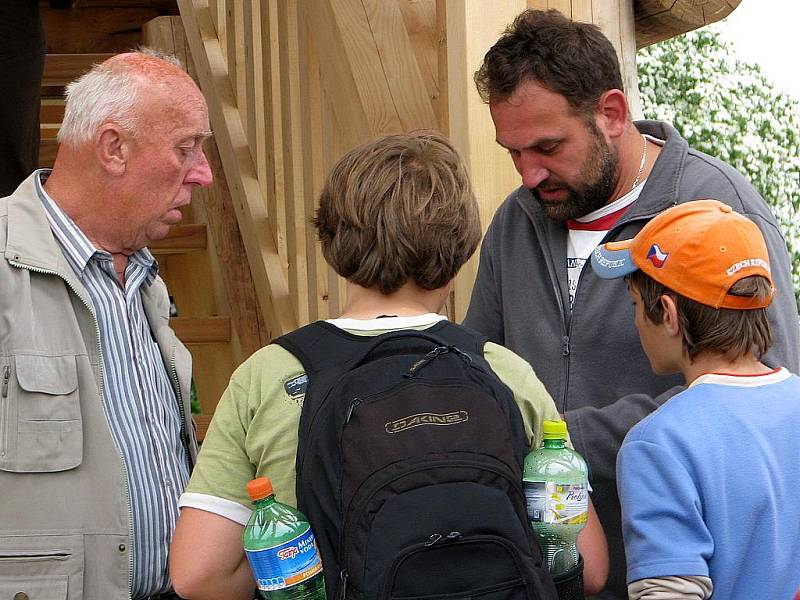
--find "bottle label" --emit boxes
[524,481,588,525]
[245,525,324,592]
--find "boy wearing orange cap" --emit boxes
[591,199,800,599]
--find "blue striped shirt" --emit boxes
[36,170,189,598]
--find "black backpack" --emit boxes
[274,320,558,600]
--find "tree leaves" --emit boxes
[639,27,800,310]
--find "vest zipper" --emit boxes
[9,260,135,597]
[1,365,9,457]
[168,344,193,472]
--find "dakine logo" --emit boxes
[385,411,469,434]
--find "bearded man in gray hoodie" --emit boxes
[464,9,800,600]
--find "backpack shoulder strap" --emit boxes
[272,320,366,378]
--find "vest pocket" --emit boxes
[0,576,67,600]
[0,355,82,472]
[0,534,83,599]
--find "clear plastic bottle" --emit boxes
[523,420,589,576]
[243,477,327,600]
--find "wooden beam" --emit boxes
[40,99,66,124]
[634,0,740,49]
[398,0,441,123]
[64,0,177,8]
[170,316,231,343]
[361,0,439,130]
[42,6,161,54]
[149,223,207,254]
[43,54,115,86]
[40,124,60,140]
[445,0,526,321]
[277,0,311,325]
[178,0,298,335]
[299,0,373,151]
[39,139,58,169]
[144,14,270,360]
[194,414,213,442]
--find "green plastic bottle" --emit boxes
[523,420,589,576]
[243,477,327,600]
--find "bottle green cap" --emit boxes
[542,420,568,440]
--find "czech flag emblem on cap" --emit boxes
[646,244,668,268]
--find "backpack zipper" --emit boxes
[339,457,524,582]
[381,534,530,599]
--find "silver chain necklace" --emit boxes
[631,134,648,191]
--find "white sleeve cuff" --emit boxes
[178,492,253,526]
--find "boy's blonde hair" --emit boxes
[628,270,774,360]
[313,130,481,294]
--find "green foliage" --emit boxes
[638,27,800,309]
[190,378,201,415]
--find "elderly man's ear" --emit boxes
[96,124,129,176]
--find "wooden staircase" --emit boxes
[40,0,248,439]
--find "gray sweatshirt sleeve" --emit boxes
[564,386,683,485]
[464,225,505,345]
[747,212,800,374]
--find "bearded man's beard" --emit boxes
[531,130,619,222]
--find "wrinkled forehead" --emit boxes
[135,78,210,137]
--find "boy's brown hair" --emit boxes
[314,130,481,295]
[628,270,774,361]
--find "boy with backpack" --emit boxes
[169,130,607,599]
[591,199,800,599]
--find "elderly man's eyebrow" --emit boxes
[178,131,213,145]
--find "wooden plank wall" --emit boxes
[144,16,268,419]
[176,0,484,332]
[174,0,730,336]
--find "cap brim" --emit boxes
[590,240,639,279]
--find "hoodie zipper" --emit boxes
[557,207,665,412]
[9,260,135,597]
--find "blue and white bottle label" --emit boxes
[245,526,324,591]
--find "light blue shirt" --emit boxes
[36,170,189,598]
[618,368,800,598]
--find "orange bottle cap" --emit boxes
[246,477,274,500]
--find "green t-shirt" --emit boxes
[179,315,566,525]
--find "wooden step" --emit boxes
[40,124,60,140]
[42,5,168,55]
[39,139,58,169]
[40,99,66,124]
[194,414,213,442]
[170,316,231,344]
[43,53,115,87]
[149,224,207,255]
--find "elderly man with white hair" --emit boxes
[0,50,212,599]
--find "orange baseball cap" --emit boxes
[590,199,774,309]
